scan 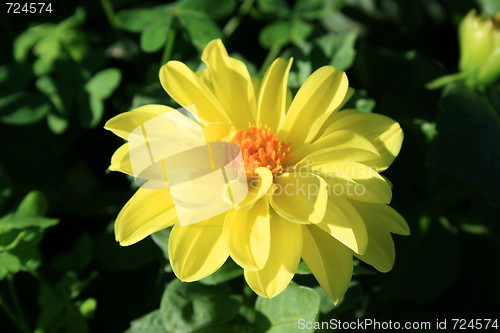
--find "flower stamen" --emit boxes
[232,125,292,176]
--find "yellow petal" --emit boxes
[278,66,348,146]
[159,61,230,124]
[168,213,229,281]
[317,195,368,254]
[317,110,404,171]
[234,167,273,210]
[203,123,236,143]
[292,129,380,165]
[349,201,410,236]
[244,214,302,298]
[355,230,395,273]
[104,104,173,140]
[201,39,256,127]
[269,172,328,224]
[302,225,353,304]
[295,147,380,168]
[257,58,293,132]
[197,68,213,90]
[350,201,396,272]
[303,87,355,143]
[109,143,133,175]
[309,161,392,204]
[115,187,178,246]
[224,198,271,271]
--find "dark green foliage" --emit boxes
[0,0,499,332]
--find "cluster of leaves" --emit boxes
[0,190,96,332]
[115,0,237,53]
[1,0,499,332]
[1,8,121,133]
[0,191,57,280]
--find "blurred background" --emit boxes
[0,0,499,332]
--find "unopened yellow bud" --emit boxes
[459,10,500,88]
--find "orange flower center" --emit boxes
[232,126,292,176]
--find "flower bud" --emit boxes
[459,10,500,88]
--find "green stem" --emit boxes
[0,293,21,331]
[161,24,177,65]
[260,45,282,75]
[223,0,256,38]
[100,0,119,33]
[425,72,466,90]
[6,276,30,333]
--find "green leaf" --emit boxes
[316,31,357,71]
[126,310,168,333]
[199,258,243,285]
[0,92,49,125]
[13,28,45,62]
[296,260,312,274]
[259,21,289,49]
[47,112,69,134]
[79,298,97,319]
[88,95,104,128]
[36,76,66,115]
[177,10,223,51]
[195,323,256,333]
[33,56,55,76]
[37,281,66,329]
[15,191,48,218]
[413,118,438,142]
[260,18,313,50]
[141,17,173,53]
[427,84,500,205]
[85,68,121,100]
[0,191,57,275]
[289,18,313,44]
[294,0,327,20]
[9,230,44,272]
[0,252,21,280]
[115,5,172,33]
[0,217,58,234]
[33,34,60,64]
[179,0,237,20]
[355,98,376,113]
[160,280,241,333]
[57,7,86,31]
[255,283,320,333]
[257,0,290,17]
[36,272,96,332]
[312,286,335,314]
[0,191,57,234]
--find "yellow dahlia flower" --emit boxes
[104,39,409,303]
